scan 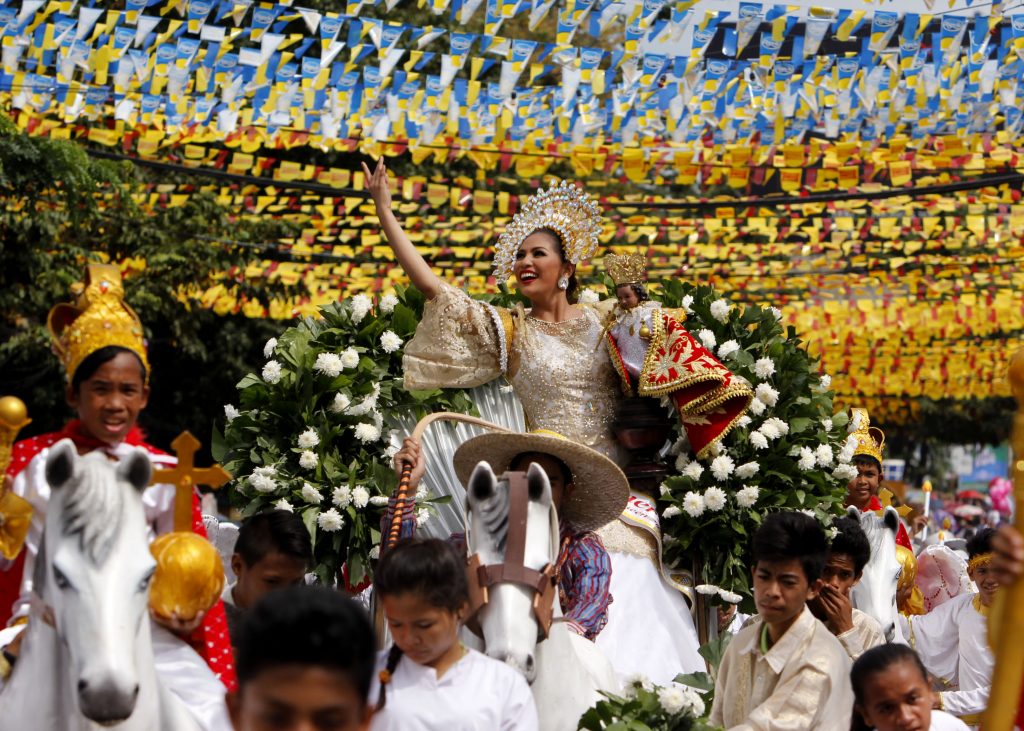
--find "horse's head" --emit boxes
[848,505,901,642]
[39,439,157,724]
[466,461,557,684]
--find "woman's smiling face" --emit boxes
[513,230,570,299]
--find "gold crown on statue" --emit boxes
[604,253,648,286]
[47,264,149,384]
[492,180,604,281]
[850,407,885,465]
[148,532,225,622]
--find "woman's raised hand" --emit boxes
[361,158,392,210]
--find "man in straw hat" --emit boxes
[392,429,628,640]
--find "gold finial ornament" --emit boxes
[0,396,31,478]
[0,396,32,561]
[491,180,603,281]
[47,263,150,384]
[850,407,885,465]
[604,253,648,286]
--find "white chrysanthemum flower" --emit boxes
[671,434,690,455]
[354,422,382,443]
[369,545,381,559]
[314,352,343,377]
[704,486,727,511]
[706,440,723,458]
[297,428,320,449]
[845,433,859,450]
[674,452,691,471]
[735,461,760,479]
[380,330,403,353]
[797,447,817,471]
[224,404,240,422]
[695,584,719,595]
[578,288,600,305]
[681,294,694,313]
[263,337,278,358]
[330,392,351,414]
[659,482,671,497]
[820,373,832,390]
[839,446,855,464]
[759,422,781,440]
[833,464,858,481]
[755,383,779,407]
[340,348,360,370]
[347,384,381,416]
[352,486,370,509]
[827,526,839,540]
[710,298,731,323]
[681,686,705,716]
[349,294,372,322]
[719,589,742,604]
[317,508,344,532]
[736,485,760,508]
[332,485,352,507]
[384,444,400,460]
[754,357,776,380]
[770,306,783,321]
[249,465,278,493]
[737,414,752,428]
[301,482,323,504]
[416,507,430,525]
[379,293,399,313]
[683,491,705,518]
[262,360,283,384]
[718,339,740,359]
[663,505,682,518]
[657,684,689,714]
[697,328,716,350]
[750,431,769,450]
[822,418,833,432]
[626,673,654,692]
[369,495,390,506]
[274,498,293,512]
[816,444,834,467]
[800,508,816,519]
[710,455,735,481]
[749,398,766,416]
[299,451,318,469]
[765,417,789,435]
[682,461,704,481]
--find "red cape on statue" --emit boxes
[2,420,236,690]
[865,494,913,550]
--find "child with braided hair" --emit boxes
[370,539,538,730]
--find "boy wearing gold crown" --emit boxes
[603,253,753,461]
[0,265,236,691]
[844,408,913,550]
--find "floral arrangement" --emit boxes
[653,279,853,607]
[214,287,472,587]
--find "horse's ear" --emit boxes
[468,461,496,504]
[846,505,862,521]
[117,448,152,493]
[526,462,552,505]
[45,439,78,490]
[882,506,900,534]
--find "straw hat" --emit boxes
[453,429,628,532]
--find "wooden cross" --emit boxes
[150,431,231,531]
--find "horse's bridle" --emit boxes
[464,471,559,640]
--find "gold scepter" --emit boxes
[983,348,1024,730]
[0,396,33,561]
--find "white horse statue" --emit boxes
[0,440,200,731]
[466,462,618,731]
[848,505,904,643]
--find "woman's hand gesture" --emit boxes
[361,158,392,210]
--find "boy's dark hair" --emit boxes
[753,511,828,583]
[72,345,147,391]
[235,585,375,700]
[235,510,313,567]
[829,516,872,576]
[374,538,469,710]
[849,644,928,731]
[966,526,996,560]
[851,454,882,473]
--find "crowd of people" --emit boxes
[1,168,1022,731]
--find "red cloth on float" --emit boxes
[2,421,236,690]
[865,494,913,550]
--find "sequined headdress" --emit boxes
[604,253,647,286]
[48,264,150,383]
[850,407,884,465]
[492,180,603,281]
